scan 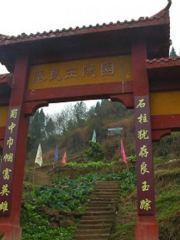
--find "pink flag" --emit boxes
[61,151,67,164]
[121,138,127,164]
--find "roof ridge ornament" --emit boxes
[150,0,172,19]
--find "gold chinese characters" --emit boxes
[0,108,20,215]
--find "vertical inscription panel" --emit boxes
[0,107,21,216]
[134,96,155,215]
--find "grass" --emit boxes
[111,158,180,240]
[155,160,180,239]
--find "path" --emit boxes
[74,181,120,240]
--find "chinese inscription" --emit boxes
[28,56,132,89]
[0,107,21,216]
[135,96,155,215]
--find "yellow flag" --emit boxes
[35,144,43,166]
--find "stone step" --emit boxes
[95,189,120,193]
[95,188,119,191]
[96,181,120,184]
[96,184,119,187]
[95,184,120,187]
[91,193,119,197]
[93,190,120,194]
[87,206,115,211]
[88,201,117,205]
[90,197,119,201]
[76,228,110,234]
[74,239,108,240]
[73,181,120,240]
[78,223,112,229]
[82,215,115,221]
[84,210,114,216]
[91,194,119,197]
[92,193,119,198]
[80,219,113,224]
[74,233,109,240]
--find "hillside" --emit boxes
[19,99,180,240]
[21,156,180,240]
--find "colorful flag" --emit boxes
[121,138,127,164]
[54,145,59,161]
[91,129,96,142]
[35,144,43,166]
[61,151,67,164]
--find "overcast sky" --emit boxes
[0,0,179,114]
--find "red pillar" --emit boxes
[132,41,159,240]
[136,216,159,240]
[0,55,29,240]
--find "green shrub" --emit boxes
[84,141,105,161]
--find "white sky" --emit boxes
[0,0,179,115]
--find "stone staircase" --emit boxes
[74,181,120,240]
[33,167,52,185]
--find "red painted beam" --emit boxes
[24,101,48,116]
[25,81,133,103]
[151,114,180,130]
[152,129,171,141]
[149,78,180,92]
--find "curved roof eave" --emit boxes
[0,1,171,47]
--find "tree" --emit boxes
[170,46,177,57]
[45,117,55,137]
[73,101,87,127]
[29,109,46,141]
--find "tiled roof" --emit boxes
[0,74,12,79]
[146,57,180,64]
[0,1,171,45]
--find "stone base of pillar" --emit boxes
[135,216,159,240]
[0,224,22,240]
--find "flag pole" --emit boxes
[32,163,36,184]
[33,144,43,184]
[120,137,133,184]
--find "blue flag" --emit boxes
[91,130,96,143]
[54,145,59,161]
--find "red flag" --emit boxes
[121,138,127,164]
[61,151,67,164]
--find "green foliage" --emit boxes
[84,141,105,161]
[46,117,55,137]
[154,132,180,159]
[21,163,137,240]
[127,155,136,163]
[154,159,180,239]
[0,233,5,240]
[21,173,97,239]
[66,160,114,168]
[23,178,95,212]
[21,208,76,240]
[169,46,177,57]
[112,222,136,240]
[28,100,134,161]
